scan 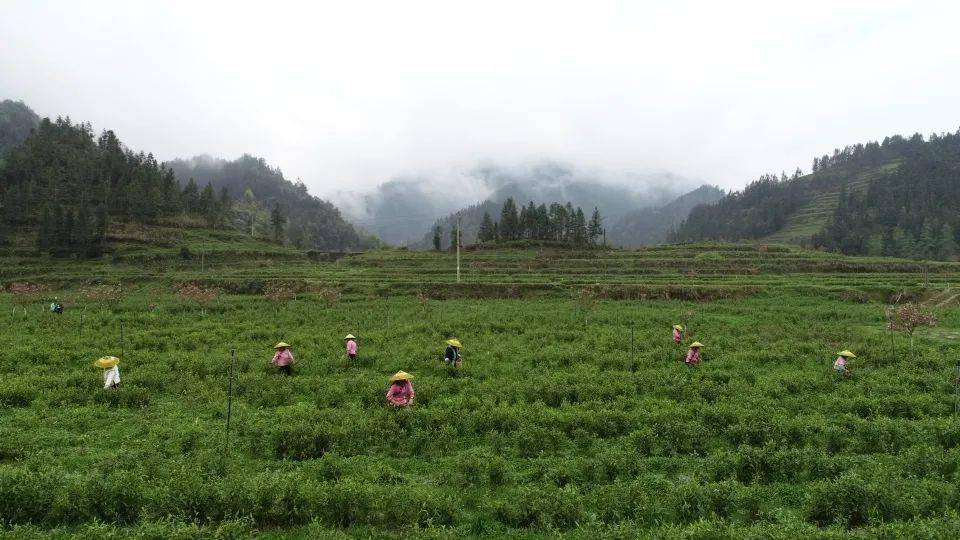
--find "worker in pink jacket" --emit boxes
[344,334,358,360]
[672,325,684,344]
[685,342,703,367]
[386,371,415,407]
[271,342,295,375]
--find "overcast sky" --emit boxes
[2,0,959,198]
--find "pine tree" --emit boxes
[52,204,65,252]
[478,212,494,243]
[37,206,52,252]
[270,203,286,244]
[939,223,958,260]
[573,207,587,246]
[449,225,458,251]
[182,178,200,213]
[499,198,519,241]
[432,225,442,251]
[94,205,108,246]
[588,207,603,244]
[75,202,91,255]
[199,182,217,226]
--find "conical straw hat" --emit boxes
[344,334,356,340]
[673,325,683,331]
[689,341,703,348]
[274,342,291,349]
[390,371,413,382]
[446,339,462,348]
[94,356,119,369]
[838,350,856,358]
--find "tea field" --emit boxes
[3,241,960,538]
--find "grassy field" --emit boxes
[2,239,960,538]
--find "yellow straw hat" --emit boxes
[838,350,856,358]
[274,342,291,349]
[344,334,356,340]
[673,325,683,331]
[446,339,462,348]
[93,356,119,369]
[389,371,413,382]
[689,341,703,348]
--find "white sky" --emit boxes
[2,0,959,198]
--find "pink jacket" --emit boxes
[272,348,294,367]
[833,357,846,370]
[673,329,682,343]
[685,348,701,365]
[386,381,415,407]
[346,340,357,356]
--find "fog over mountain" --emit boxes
[332,161,701,245]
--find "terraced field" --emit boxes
[2,240,960,537]
[764,161,901,245]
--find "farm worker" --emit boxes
[272,342,295,376]
[444,339,462,368]
[386,371,415,407]
[94,356,121,389]
[50,298,63,314]
[834,350,856,376]
[685,342,703,366]
[673,325,684,344]
[345,334,358,360]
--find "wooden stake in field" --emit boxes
[456,215,461,284]
[225,348,237,458]
[119,320,125,363]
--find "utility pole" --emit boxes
[456,215,461,284]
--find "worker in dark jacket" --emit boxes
[444,339,462,368]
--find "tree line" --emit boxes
[0,117,238,256]
[432,197,604,249]
[812,131,960,260]
[673,129,960,260]
[0,116,370,255]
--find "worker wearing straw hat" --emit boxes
[672,324,684,345]
[344,334,358,360]
[685,342,703,367]
[834,350,856,377]
[386,371,415,407]
[444,339,462,368]
[94,356,121,389]
[271,342,295,376]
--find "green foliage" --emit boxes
[0,244,958,535]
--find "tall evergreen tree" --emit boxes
[432,225,442,251]
[478,212,494,243]
[573,207,588,245]
[270,203,286,244]
[181,178,200,213]
[499,198,519,241]
[37,206,52,252]
[588,207,603,244]
[939,223,958,260]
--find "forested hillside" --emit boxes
[167,155,368,250]
[0,100,39,157]
[673,130,960,260]
[608,185,724,247]
[0,110,368,254]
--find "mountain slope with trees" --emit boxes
[167,155,368,250]
[0,105,368,254]
[608,185,724,247]
[0,99,40,158]
[673,130,960,260]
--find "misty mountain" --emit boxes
[166,155,366,250]
[338,161,697,246]
[608,185,725,247]
[673,130,960,260]
[0,100,40,157]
